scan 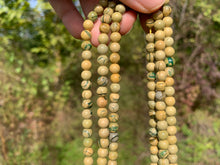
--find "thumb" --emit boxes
[119,0,165,13]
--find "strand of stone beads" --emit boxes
[96,1,113,165]
[145,19,159,165]
[81,8,97,165]
[108,3,125,165]
[163,1,178,164]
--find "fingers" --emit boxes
[49,0,84,39]
[139,14,151,32]
[120,0,165,13]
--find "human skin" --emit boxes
[48,0,165,46]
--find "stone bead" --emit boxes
[99,128,110,138]
[83,129,92,138]
[109,142,119,151]
[99,0,108,7]
[94,5,104,15]
[146,19,155,29]
[110,93,120,102]
[82,119,93,129]
[158,140,169,150]
[112,12,122,22]
[82,90,92,99]
[156,81,166,91]
[101,14,112,24]
[146,62,155,72]
[81,41,92,50]
[104,7,114,16]
[158,159,169,165]
[153,10,163,20]
[81,30,91,40]
[100,23,110,33]
[149,110,156,117]
[97,158,107,165]
[111,74,121,83]
[167,126,177,135]
[163,16,173,27]
[165,37,174,46]
[159,150,169,159]
[82,99,93,109]
[82,50,92,60]
[149,128,157,137]
[82,109,92,119]
[150,155,159,163]
[115,4,126,14]
[147,72,156,81]
[168,155,178,164]
[98,118,109,128]
[98,66,109,76]
[83,138,93,147]
[98,148,108,158]
[157,71,167,81]
[155,40,165,50]
[165,86,175,96]
[157,121,168,130]
[99,138,110,148]
[154,20,165,30]
[88,11,98,22]
[166,106,176,116]
[165,97,176,106]
[109,123,119,133]
[110,53,120,63]
[164,27,173,37]
[81,60,92,70]
[110,83,120,93]
[168,145,178,154]
[146,33,155,42]
[146,43,155,52]
[148,101,156,109]
[111,22,120,32]
[156,111,167,121]
[158,131,168,140]
[165,57,175,67]
[149,119,157,128]
[97,44,108,54]
[108,1,117,8]
[147,81,156,91]
[81,71,92,80]
[97,97,108,108]
[83,20,94,31]
[155,61,166,71]
[168,135,177,145]
[155,30,165,40]
[150,146,158,154]
[146,53,155,62]
[163,5,172,16]
[155,101,166,111]
[110,42,120,53]
[83,147,94,156]
[99,33,109,44]
[165,47,175,57]
[81,80,91,90]
[109,113,119,122]
[155,50,165,60]
[165,67,175,77]
[97,76,108,86]
[148,91,155,100]
[149,137,158,146]
[155,91,165,101]
[165,77,174,86]
[109,151,118,160]
[110,64,120,74]
[109,133,119,142]
[108,160,117,165]
[167,116,176,126]
[109,103,119,112]
[84,157,93,165]
[110,32,121,42]
[97,55,108,66]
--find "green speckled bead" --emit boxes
[111,22,120,32]
[146,19,155,29]
[149,119,157,128]
[148,100,156,109]
[158,159,169,165]
[146,43,155,52]
[157,71,167,81]
[109,103,119,112]
[165,57,175,67]
[82,99,93,109]
[163,5,172,16]
[159,150,169,159]
[84,147,94,156]
[149,128,157,137]
[97,108,108,117]
[94,5,104,15]
[97,55,109,65]
[110,32,121,42]
[83,20,94,31]
[150,155,159,163]
[82,50,92,60]
[110,42,120,53]
[168,145,178,154]
[149,137,159,146]
[165,67,175,77]
[148,91,156,100]
[109,113,119,122]
[157,121,168,130]
[101,14,112,24]
[156,101,166,111]
[163,16,173,27]
[99,138,109,148]
[115,4,126,14]
[97,44,109,54]
[147,81,156,91]
[153,10,164,20]
[168,155,178,164]
[168,136,177,145]
[147,72,156,81]
[158,140,169,150]
[99,128,110,138]
[165,37,174,46]
[83,129,92,138]
[146,53,155,62]
[112,12,122,22]
[99,0,108,7]
[166,106,176,116]
[83,138,93,147]
[155,30,165,40]
[154,20,165,30]
[155,61,166,71]
[97,66,109,76]
[110,83,120,93]
[88,11,98,22]
[109,133,119,142]
[110,93,120,102]
[100,23,110,33]
[98,33,109,44]
[146,33,155,42]
[104,7,114,16]
[109,123,119,133]
[155,91,166,101]
[167,126,177,135]
[98,118,109,128]
[84,157,93,165]
[156,81,166,91]
[97,86,108,96]
[164,27,173,37]
[81,80,91,89]
[98,148,108,158]
[81,30,91,40]
[146,62,155,72]
[82,90,92,99]
[97,76,108,86]
[81,41,92,50]
[158,131,168,140]
[82,119,93,129]
[109,142,119,151]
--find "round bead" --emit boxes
[94,5,104,15]
[99,128,110,138]
[100,23,110,33]
[109,123,119,133]
[81,30,91,40]
[81,60,92,70]
[110,42,120,53]
[156,111,166,121]
[83,138,93,147]
[83,147,94,156]
[97,158,107,165]
[99,0,108,7]
[109,151,118,160]
[158,131,168,140]
[159,150,169,159]
[168,155,178,164]
[149,110,156,117]
[110,53,120,63]
[98,66,109,76]
[108,160,117,165]
[168,145,178,154]
[153,10,163,20]
[109,142,118,151]
[147,81,156,91]
[97,97,108,108]
[163,16,173,27]
[83,129,92,138]
[156,101,166,111]
[146,53,155,62]
[165,47,175,57]
[150,146,158,154]
[81,80,91,89]
[101,14,111,24]
[97,55,108,66]
[146,19,155,28]
[98,148,108,157]
[109,103,119,112]
[97,44,108,54]
[155,40,165,50]
[83,20,94,31]
[110,93,120,102]
[164,27,173,37]
[98,118,109,128]
[148,101,156,109]
[82,109,92,119]
[149,128,157,137]
[146,43,155,52]
[155,91,165,101]
[109,133,119,142]
[157,121,168,130]
[149,137,158,146]
[156,81,166,91]
[111,22,120,32]
[154,20,165,30]
[81,41,92,50]
[165,97,176,106]
[165,37,174,46]
[163,5,172,16]
[150,155,159,163]
[165,87,175,96]
[155,61,166,71]
[110,64,120,74]
[158,140,169,150]
[168,136,177,145]
[98,33,109,44]
[165,57,175,67]
[81,71,92,80]
[147,72,156,81]
[155,30,165,40]
[111,74,121,83]
[165,67,175,77]
[82,99,93,109]
[148,91,155,100]
[84,157,93,165]
[158,159,169,165]
[110,83,120,93]
[104,7,114,16]
[112,12,122,22]
[88,11,98,22]
[165,77,174,86]
[146,33,155,42]
[109,113,119,122]
[146,62,155,72]
[97,108,108,118]
[155,50,166,60]
[115,4,126,14]
[82,50,92,60]
[82,119,93,129]
[99,138,109,148]
[108,1,116,8]
[166,106,176,116]
[82,90,92,99]
[157,71,167,81]
[110,32,121,42]
[167,126,177,135]
[149,119,157,128]
[97,76,108,86]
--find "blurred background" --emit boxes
[0,0,220,164]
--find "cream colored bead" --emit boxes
[83,147,94,156]
[109,133,119,142]
[110,32,121,42]
[155,50,165,61]
[168,154,178,164]
[167,116,177,125]
[165,86,175,96]
[97,157,107,165]
[146,62,155,72]
[82,109,92,119]
[158,140,169,150]
[98,66,109,76]
[165,77,175,86]
[155,30,165,40]
[165,37,174,46]
[165,46,175,57]
[81,41,92,50]
[84,157,93,165]
[163,16,173,27]
[150,155,159,163]
[98,148,108,157]
[167,126,177,135]
[165,96,176,106]
[110,83,120,93]
[150,146,159,154]
[83,129,92,138]
[99,128,110,138]
[148,101,156,109]
[166,106,176,116]
[110,93,120,102]
[149,137,158,146]
[112,12,122,22]
[115,4,126,14]
[81,70,92,80]
[146,33,155,42]
[109,103,119,112]
[83,138,93,147]
[82,50,92,60]
[146,18,155,29]
[94,4,104,15]
[110,42,120,53]
[157,121,168,130]
[82,119,93,129]
[155,91,165,101]
[164,27,173,37]
[104,7,114,16]
[149,128,157,137]
[81,60,92,70]
[97,55,108,65]
[158,159,169,165]
[82,90,92,99]
[156,81,166,91]
[154,20,165,30]
[166,67,174,77]
[157,71,167,81]
[147,81,156,91]
[83,20,94,31]
[108,160,117,165]
[158,131,168,140]
[109,142,118,151]
[100,23,110,33]
[109,151,118,160]
[111,22,120,32]
[156,101,166,111]
[168,135,177,145]
[168,145,178,154]
[146,43,155,52]
[110,53,120,63]
[148,91,155,100]
[99,33,109,44]
[97,44,109,54]
[146,53,155,62]
[97,86,108,96]
[155,40,165,50]
[149,118,157,127]
[99,138,110,148]
[98,118,109,128]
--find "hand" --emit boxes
[49,0,165,46]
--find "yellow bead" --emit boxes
[165,96,176,106]
[164,0,170,4]
[155,30,165,40]
[156,81,166,91]
[94,4,104,15]
[165,37,174,46]
[110,32,121,42]
[110,42,120,53]
[99,128,110,138]
[81,80,91,89]
[83,138,93,147]
[82,99,93,109]
[98,118,109,128]
[157,71,167,81]
[81,30,91,40]
[168,155,178,164]
[157,121,168,130]
[99,0,108,7]
[158,131,168,140]
[110,53,120,63]
[108,1,116,8]
[146,33,155,42]
[167,126,177,135]
[167,116,177,125]
[165,86,175,96]
[146,43,155,52]
[147,81,156,91]
[110,64,120,74]
[111,74,121,83]
[149,137,158,146]
[154,20,165,30]
[163,16,173,27]
[110,83,120,93]
[109,151,118,160]
[83,20,94,31]
[165,67,175,77]
[110,93,120,102]
[163,5,172,16]
[82,50,92,60]
[146,53,155,62]
[109,103,119,112]
[98,33,109,44]
[100,23,110,33]
[81,60,92,70]
[164,27,173,37]
[166,106,176,116]
[150,155,159,163]
[97,76,108,86]
[83,147,94,156]
[168,135,177,145]
[97,97,108,108]
[82,109,92,119]
[109,142,118,151]
[98,148,108,157]
[146,62,155,72]
[155,40,165,50]
[81,70,92,80]
[97,55,108,66]
[158,159,169,165]
[111,22,120,32]
[115,4,126,14]
[112,12,122,22]
[84,157,93,165]
[108,160,117,165]
[97,157,107,165]
[149,118,157,127]
[104,7,114,16]
[156,101,166,111]
[88,11,98,22]
[168,145,178,154]
[158,140,169,150]
[83,129,92,138]
[98,66,109,76]
[148,101,156,109]
[165,77,175,86]
[150,146,159,154]
[156,110,167,121]
[155,61,166,71]
[148,91,156,100]
[82,119,92,129]
[165,46,175,57]
[99,138,110,148]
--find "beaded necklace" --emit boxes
[81,0,177,164]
